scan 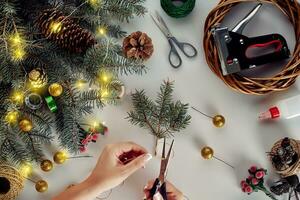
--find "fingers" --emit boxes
[144,180,183,200]
[122,153,152,176]
[112,142,148,156]
[144,180,156,190]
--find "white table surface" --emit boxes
[19,1,300,200]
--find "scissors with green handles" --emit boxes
[151,11,198,68]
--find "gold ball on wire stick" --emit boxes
[53,151,67,164]
[19,119,33,132]
[201,146,214,160]
[35,180,48,193]
[48,83,63,97]
[40,160,53,172]
[212,115,225,128]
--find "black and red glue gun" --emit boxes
[211,3,290,76]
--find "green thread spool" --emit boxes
[161,0,196,18]
[45,96,58,113]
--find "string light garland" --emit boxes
[19,162,33,177]
[5,111,19,124]
[88,0,102,9]
[96,26,107,37]
[161,0,196,18]
[11,90,25,105]
[8,32,27,61]
[203,0,300,95]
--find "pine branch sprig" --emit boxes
[127,80,191,139]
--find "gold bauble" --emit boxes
[40,160,53,172]
[48,83,63,97]
[19,119,33,132]
[53,151,67,164]
[35,180,48,193]
[212,115,225,128]
[201,146,214,160]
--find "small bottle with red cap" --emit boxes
[259,95,300,120]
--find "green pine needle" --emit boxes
[127,80,191,138]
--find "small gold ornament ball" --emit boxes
[40,160,53,172]
[19,119,33,132]
[35,180,48,193]
[201,146,214,160]
[53,151,67,164]
[212,115,225,128]
[48,83,63,97]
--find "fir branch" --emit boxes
[84,40,146,78]
[102,0,147,22]
[0,0,148,164]
[0,128,30,164]
[79,89,104,110]
[127,81,191,139]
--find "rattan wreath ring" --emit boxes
[0,162,24,200]
[269,138,300,177]
[203,0,300,95]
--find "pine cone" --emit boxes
[28,68,48,88]
[36,8,96,53]
[122,31,154,60]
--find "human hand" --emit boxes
[143,180,184,200]
[87,142,152,193]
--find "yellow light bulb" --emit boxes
[97,26,107,36]
[75,80,86,89]
[93,121,98,128]
[101,89,109,98]
[5,111,19,124]
[50,21,62,34]
[102,75,108,82]
[12,48,26,61]
[12,91,24,104]
[88,0,101,8]
[9,33,24,46]
[19,162,33,177]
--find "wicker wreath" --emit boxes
[203,0,300,95]
[269,138,300,177]
[0,162,24,200]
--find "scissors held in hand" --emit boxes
[149,138,174,200]
[151,11,198,68]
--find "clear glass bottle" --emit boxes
[259,95,300,120]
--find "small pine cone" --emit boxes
[36,8,96,53]
[28,68,48,88]
[122,31,154,60]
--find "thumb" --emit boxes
[124,153,152,176]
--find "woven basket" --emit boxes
[203,0,300,95]
[270,139,300,177]
[0,162,24,200]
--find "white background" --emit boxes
[19,1,300,200]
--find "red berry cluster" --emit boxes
[241,166,267,194]
[80,125,108,153]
